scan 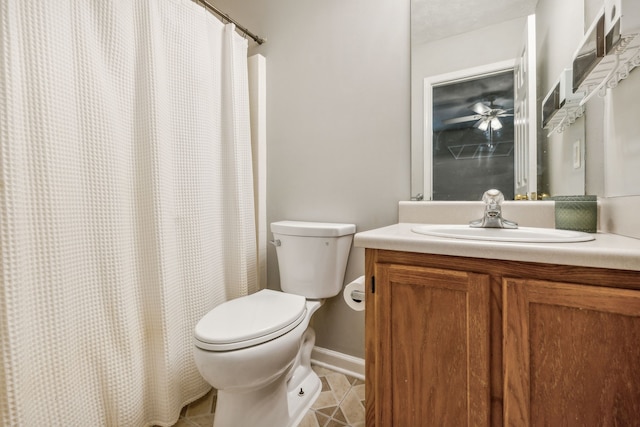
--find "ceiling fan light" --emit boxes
[478,120,489,131]
[490,118,503,130]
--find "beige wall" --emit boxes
[214,0,410,358]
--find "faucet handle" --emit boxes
[470,189,517,229]
[482,189,504,206]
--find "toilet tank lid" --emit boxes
[271,221,356,237]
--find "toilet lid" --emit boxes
[194,289,307,351]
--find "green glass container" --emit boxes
[552,195,597,233]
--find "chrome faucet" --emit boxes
[469,189,518,229]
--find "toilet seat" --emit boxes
[194,289,307,351]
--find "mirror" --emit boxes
[411,0,590,201]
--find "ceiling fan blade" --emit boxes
[442,114,482,125]
[470,102,491,115]
[496,113,514,118]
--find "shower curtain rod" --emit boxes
[198,0,266,45]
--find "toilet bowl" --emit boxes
[193,221,355,427]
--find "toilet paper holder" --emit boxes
[350,289,365,303]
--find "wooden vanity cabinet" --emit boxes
[365,249,640,427]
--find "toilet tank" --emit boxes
[271,221,356,299]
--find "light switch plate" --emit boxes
[573,140,581,169]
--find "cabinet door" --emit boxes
[373,263,491,427]
[504,278,640,426]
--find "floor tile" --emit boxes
[298,411,321,427]
[332,407,348,424]
[338,388,366,425]
[352,383,365,401]
[187,414,214,427]
[325,373,352,401]
[314,411,330,426]
[320,376,331,392]
[184,389,214,417]
[311,390,339,410]
[316,405,337,418]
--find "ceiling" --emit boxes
[411,0,539,45]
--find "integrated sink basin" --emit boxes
[411,224,595,243]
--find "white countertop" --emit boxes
[354,223,640,272]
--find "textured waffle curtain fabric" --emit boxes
[0,0,257,425]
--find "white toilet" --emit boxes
[193,220,356,427]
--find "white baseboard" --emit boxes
[310,346,365,380]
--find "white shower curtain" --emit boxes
[0,0,257,425]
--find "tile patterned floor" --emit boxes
[171,365,365,427]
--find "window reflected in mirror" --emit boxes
[432,70,515,200]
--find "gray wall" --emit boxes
[214,0,410,358]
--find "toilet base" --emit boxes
[212,326,321,427]
[212,365,320,427]
[285,326,321,426]
[287,368,321,427]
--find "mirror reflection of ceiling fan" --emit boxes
[443,97,513,131]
